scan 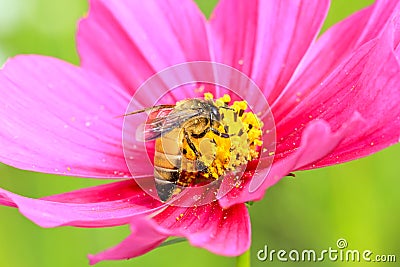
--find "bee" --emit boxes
[126,99,233,202]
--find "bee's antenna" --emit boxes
[219,106,235,111]
[115,104,175,119]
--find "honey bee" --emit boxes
[126,99,233,202]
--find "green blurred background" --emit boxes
[0,0,399,266]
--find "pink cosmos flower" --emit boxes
[1,0,399,265]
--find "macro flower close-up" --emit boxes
[0,0,399,266]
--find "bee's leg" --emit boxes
[184,131,209,172]
[184,131,201,157]
[191,128,210,139]
[206,116,231,139]
[210,127,231,138]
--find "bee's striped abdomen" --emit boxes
[153,128,182,201]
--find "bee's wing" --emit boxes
[123,105,175,142]
[143,107,205,141]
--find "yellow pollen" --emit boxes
[204,92,214,100]
[221,94,231,103]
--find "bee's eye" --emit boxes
[211,105,220,121]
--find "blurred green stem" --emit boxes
[236,248,250,267]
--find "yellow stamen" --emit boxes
[204,92,214,100]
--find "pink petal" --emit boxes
[77,0,211,94]
[274,0,400,121]
[154,202,250,256]
[209,0,329,102]
[90,202,250,264]
[275,14,400,169]
[0,180,164,227]
[42,179,148,203]
[0,55,137,178]
[357,0,400,45]
[219,116,365,207]
[88,217,168,265]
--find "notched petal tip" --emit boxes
[77,0,210,94]
[219,113,366,208]
[0,55,132,178]
[87,216,168,265]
